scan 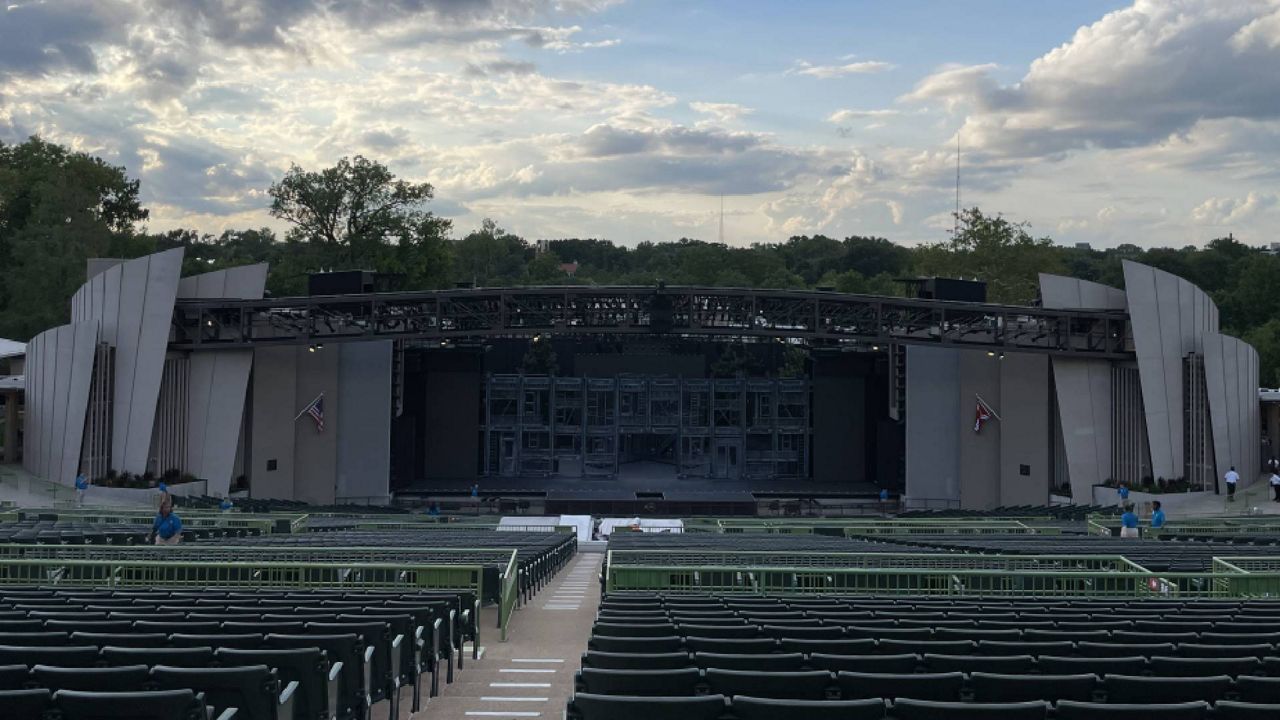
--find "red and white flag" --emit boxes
[973,398,993,433]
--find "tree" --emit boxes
[454,219,530,286]
[1245,319,1280,388]
[526,249,567,284]
[268,155,449,273]
[914,208,1064,305]
[0,137,148,340]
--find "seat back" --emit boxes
[582,651,692,670]
[153,665,278,720]
[1214,700,1280,720]
[692,652,804,671]
[1055,700,1208,720]
[1236,676,1280,704]
[216,647,330,720]
[31,665,150,692]
[1037,655,1146,676]
[836,671,964,701]
[170,633,264,649]
[891,698,1048,720]
[577,667,701,696]
[704,669,833,700]
[1104,675,1231,704]
[568,692,725,720]
[266,633,362,719]
[70,632,168,649]
[810,653,917,673]
[969,672,1096,703]
[0,645,100,667]
[52,689,207,720]
[0,689,52,720]
[102,646,214,668]
[730,696,885,720]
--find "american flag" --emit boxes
[303,394,325,432]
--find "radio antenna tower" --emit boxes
[953,131,961,237]
[718,194,725,244]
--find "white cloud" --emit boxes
[1191,191,1279,225]
[791,59,893,79]
[690,101,753,123]
[902,1,1280,161]
[827,109,899,124]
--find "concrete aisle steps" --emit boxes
[398,551,604,719]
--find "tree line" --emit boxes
[4,136,1280,384]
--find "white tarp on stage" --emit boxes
[497,515,594,542]
[597,517,684,537]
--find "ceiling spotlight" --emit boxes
[871,345,880,351]
[987,351,996,357]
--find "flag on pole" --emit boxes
[294,393,325,432]
[973,397,992,433]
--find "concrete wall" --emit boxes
[22,322,97,483]
[906,347,1050,510]
[1039,274,1128,311]
[250,343,392,504]
[998,353,1051,506]
[70,248,184,474]
[249,346,298,500]
[1204,332,1261,487]
[905,346,960,507]
[177,264,267,496]
[336,342,392,503]
[1122,260,1219,482]
[1038,275,1124,498]
[1052,358,1114,498]
[958,350,1001,510]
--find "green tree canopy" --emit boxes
[0,137,148,340]
[268,155,450,274]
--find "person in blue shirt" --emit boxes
[219,497,233,512]
[1120,504,1139,538]
[1150,500,1165,530]
[427,501,441,517]
[1117,483,1130,502]
[74,473,89,506]
[152,494,183,545]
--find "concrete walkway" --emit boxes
[388,550,602,720]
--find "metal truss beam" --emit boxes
[170,285,1132,358]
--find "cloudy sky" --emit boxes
[2,0,1279,248]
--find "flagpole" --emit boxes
[975,393,1002,421]
[293,392,324,422]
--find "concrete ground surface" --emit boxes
[370,549,604,720]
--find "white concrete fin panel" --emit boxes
[178,264,267,494]
[1037,274,1125,497]
[1121,260,1222,482]
[1038,274,1127,310]
[1051,358,1113,498]
[1205,332,1261,484]
[106,249,184,473]
[22,321,98,483]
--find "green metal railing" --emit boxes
[606,563,1174,596]
[0,557,481,590]
[604,551,1280,598]
[347,520,575,533]
[679,518,1061,536]
[607,550,1132,572]
[14,509,303,534]
[0,544,521,642]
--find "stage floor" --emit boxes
[399,461,880,500]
